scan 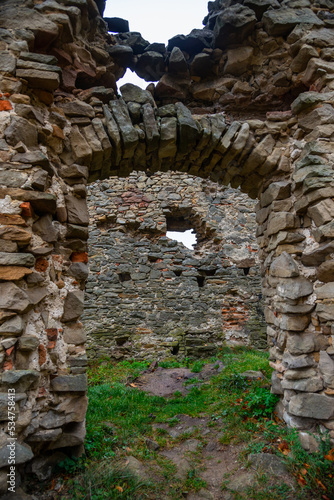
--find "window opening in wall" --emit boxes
[197,276,205,288]
[118,69,150,89]
[166,229,197,250]
[118,272,131,282]
[171,344,180,355]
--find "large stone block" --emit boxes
[0,52,16,74]
[269,252,299,278]
[214,4,257,48]
[0,316,23,336]
[317,261,334,283]
[224,46,253,76]
[263,8,323,36]
[62,290,85,322]
[50,374,87,392]
[267,212,297,236]
[282,352,315,370]
[0,283,30,312]
[281,376,323,392]
[65,195,89,226]
[308,198,334,227]
[315,282,334,299]
[120,83,155,105]
[0,225,31,245]
[316,303,334,321]
[63,323,86,344]
[277,277,313,300]
[319,351,334,388]
[280,314,310,332]
[260,181,291,207]
[5,116,38,147]
[287,333,328,355]
[289,393,334,419]
[16,69,60,91]
[1,370,39,392]
[0,434,33,468]
[32,215,59,243]
[0,252,35,267]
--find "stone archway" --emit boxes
[0,0,334,486]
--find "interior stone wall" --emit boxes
[84,171,265,360]
[0,0,333,489]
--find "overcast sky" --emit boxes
[104,0,208,87]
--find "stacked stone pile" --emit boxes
[84,171,264,360]
[0,0,333,488]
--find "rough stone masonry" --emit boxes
[84,171,265,361]
[0,0,333,488]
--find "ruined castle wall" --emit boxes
[84,172,265,360]
[0,0,333,488]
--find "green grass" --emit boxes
[48,347,334,500]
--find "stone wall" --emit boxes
[84,171,265,360]
[0,0,333,489]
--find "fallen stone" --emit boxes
[298,431,319,453]
[248,453,288,476]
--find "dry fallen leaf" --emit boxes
[115,486,124,492]
[129,383,137,387]
[297,475,306,486]
[315,479,327,491]
[324,449,334,461]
